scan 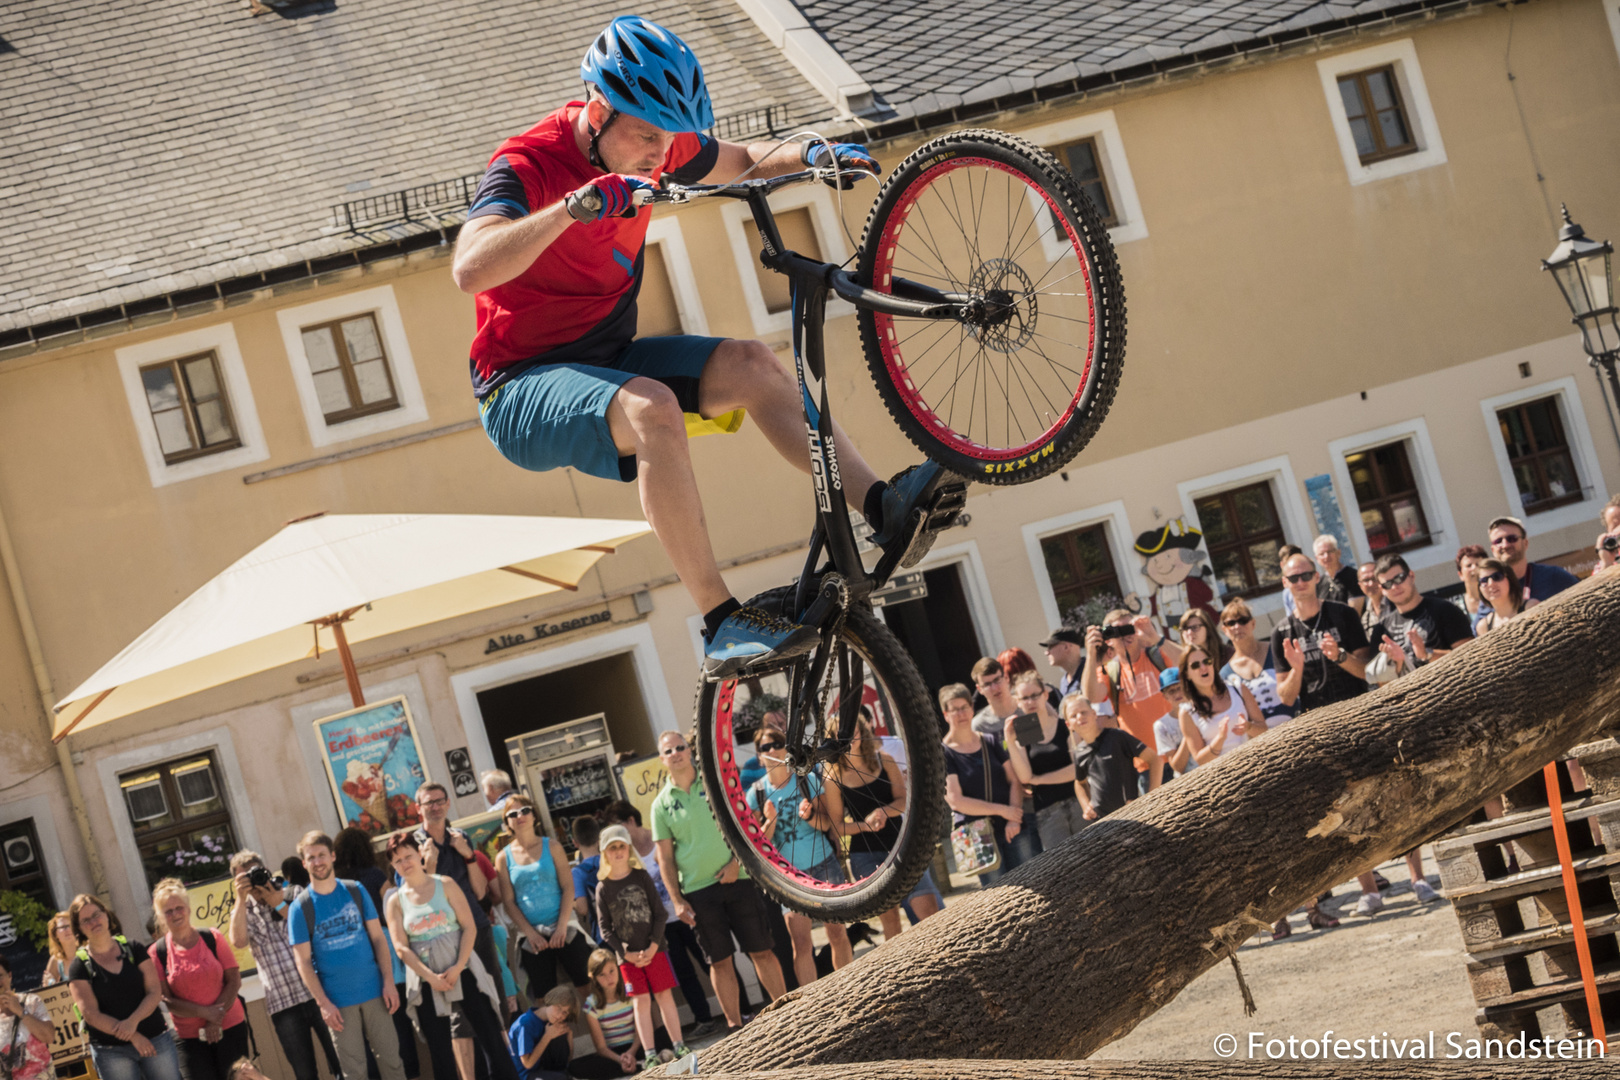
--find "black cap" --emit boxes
[1040,627,1085,648]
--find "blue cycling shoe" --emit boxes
[702,605,821,680]
[870,461,968,569]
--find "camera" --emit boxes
[248,866,286,890]
[1603,535,1620,554]
[1100,624,1136,641]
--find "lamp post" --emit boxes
[1542,204,1620,453]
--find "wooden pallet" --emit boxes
[1434,795,1620,896]
[1476,962,1620,1042]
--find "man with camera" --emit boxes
[1080,611,1172,797]
[228,850,340,1080]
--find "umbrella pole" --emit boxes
[329,618,366,708]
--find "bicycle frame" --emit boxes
[657,169,966,761]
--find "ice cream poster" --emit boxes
[314,696,427,835]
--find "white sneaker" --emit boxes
[1355,891,1385,916]
[1412,879,1440,903]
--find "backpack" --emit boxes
[151,927,222,980]
[292,880,369,946]
[1103,645,1166,715]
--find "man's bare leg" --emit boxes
[696,338,882,501]
[606,377,732,613]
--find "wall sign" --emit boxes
[187,876,257,976]
[1304,473,1355,557]
[485,610,612,654]
[314,695,427,835]
[613,755,668,833]
[39,982,88,1068]
[446,747,477,798]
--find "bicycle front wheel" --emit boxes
[857,129,1126,485]
[695,586,945,922]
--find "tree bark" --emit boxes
[702,574,1620,1071]
[693,1062,1616,1079]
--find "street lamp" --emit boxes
[1542,204,1620,420]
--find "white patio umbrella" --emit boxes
[52,512,651,740]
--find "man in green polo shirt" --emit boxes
[651,729,785,1031]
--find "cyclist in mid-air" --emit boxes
[454,15,963,678]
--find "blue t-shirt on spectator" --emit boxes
[572,854,602,941]
[287,881,383,1009]
[747,773,834,871]
[510,1009,569,1080]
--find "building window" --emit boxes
[139,352,241,463]
[1055,137,1118,227]
[0,819,54,909]
[1040,524,1124,620]
[1194,483,1286,599]
[1497,397,1582,513]
[1345,442,1431,552]
[119,753,237,888]
[300,313,400,424]
[636,244,683,338]
[1336,67,1416,164]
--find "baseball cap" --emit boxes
[1040,627,1085,648]
[1159,667,1181,690]
[1488,515,1526,535]
[597,825,640,878]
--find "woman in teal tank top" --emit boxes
[495,794,595,1001]
[384,833,518,1080]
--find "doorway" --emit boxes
[879,563,984,706]
[475,653,655,776]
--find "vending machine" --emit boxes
[504,713,623,860]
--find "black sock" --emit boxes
[864,482,889,533]
[703,598,742,641]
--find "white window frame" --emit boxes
[0,794,76,911]
[93,726,261,926]
[1015,109,1149,252]
[1478,376,1610,536]
[720,186,854,337]
[1021,500,1142,630]
[275,284,429,448]
[1177,456,1315,618]
[116,323,269,488]
[644,217,709,337]
[1317,38,1447,185]
[1326,418,1459,572]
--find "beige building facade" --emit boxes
[0,0,1617,980]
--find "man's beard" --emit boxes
[311,864,334,881]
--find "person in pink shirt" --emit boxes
[151,879,247,1080]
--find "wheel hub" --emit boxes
[964,258,1036,353]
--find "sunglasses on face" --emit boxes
[1222,616,1252,627]
[756,741,785,754]
[1284,570,1317,584]
[504,806,534,821]
[1478,571,1506,586]
[660,744,688,756]
[1187,659,1212,671]
[1378,569,1411,589]
[1492,534,1524,547]
[420,797,448,808]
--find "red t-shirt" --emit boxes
[465,104,718,399]
[157,930,245,1038]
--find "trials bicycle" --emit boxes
[638,129,1126,920]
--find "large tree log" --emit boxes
[702,573,1620,1071]
[697,1063,1616,1079]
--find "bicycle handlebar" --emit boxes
[573,166,869,215]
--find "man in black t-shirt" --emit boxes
[1374,553,1474,676]
[1273,554,1374,712]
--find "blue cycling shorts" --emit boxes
[478,335,742,482]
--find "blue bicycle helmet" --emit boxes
[581,16,714,134]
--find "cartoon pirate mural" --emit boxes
[1127,520,1219,640]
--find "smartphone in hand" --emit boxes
[1012,712,1045,747]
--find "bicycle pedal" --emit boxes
[897,482,968,568]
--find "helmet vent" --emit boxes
[600,70,635,104]
[637,75,670,107]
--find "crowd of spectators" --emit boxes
[24,498,1617,1080]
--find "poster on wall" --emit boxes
[1304,474,1355,557]
[614,755,668,832]
[39,982,88,1068]
[314,695,427,836]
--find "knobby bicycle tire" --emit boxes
[695,585,945,921]
[857,129,1127,485]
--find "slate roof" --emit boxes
[0,0,839,335]
[796,0,1459,132]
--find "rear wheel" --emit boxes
[857,129,1126,485]
[695,585,944,921]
